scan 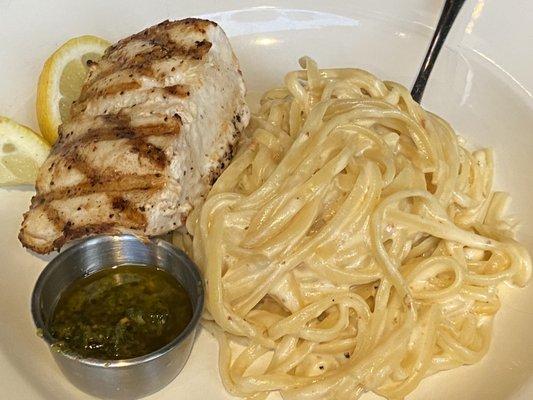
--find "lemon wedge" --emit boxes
[0,116,51,186]
[37,35,110,144]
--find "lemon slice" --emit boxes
[0,116,51,186]
[37,35,110,144]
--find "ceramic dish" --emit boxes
[0,1,531,399]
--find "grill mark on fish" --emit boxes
[58,121,181,147]
[86,37,212,91]
[129,139,168,168]
[35,174,166,203]
[164,84,190,97]
[52,222,117,251]
[111,196,146,226]
[106,19,216,56]
[130,121,181,136]
[41,203,65,231]
[98,81,141,97]
[50,133,168,173]
[44,195,149,252]
[46,147,101,185]
[78,80,141,104]
[58,113,132,146]
[74,85,191,116]
[69,152,98,185]
[85,67,154,93]
[84,124,179,141]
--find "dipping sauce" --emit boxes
[49,265,193,360]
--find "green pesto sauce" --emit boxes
[49,265,192,360]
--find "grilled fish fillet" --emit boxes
[19,18,249,254]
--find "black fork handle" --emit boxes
[411,0,467,103]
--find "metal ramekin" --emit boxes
[31,235,204,399]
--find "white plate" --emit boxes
[1,1,532,399]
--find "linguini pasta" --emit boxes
[174,57,531,400]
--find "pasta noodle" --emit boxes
[174,57,532,399]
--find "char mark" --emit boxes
[165,84,190,97]
[129,139,168,168]
[85,25,212,91]
[34,174,166,203]
[52,222,117,252]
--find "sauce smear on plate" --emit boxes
[49,265,192,360]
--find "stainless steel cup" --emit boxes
[31,235,204,399]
